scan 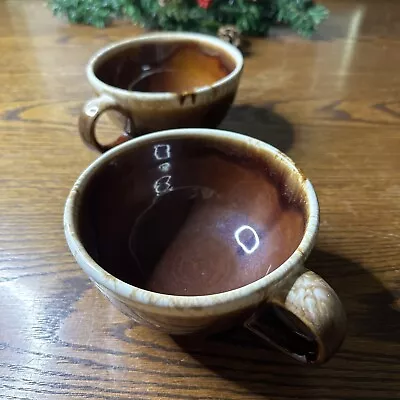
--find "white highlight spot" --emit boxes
[154,144,171,160]
[154,175,172,195]
[159,162,171,172]
[234,225,260,255]
[87,106,98,117]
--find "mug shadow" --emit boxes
[219,104,295,154]
[173,249,399,399]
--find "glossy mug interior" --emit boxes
[79,32,243,153]
[64,128,346,364]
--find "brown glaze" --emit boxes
[95,42,234,93]
[247,270,347,364]
[178,92,197,106]
[5,0,400,396]
[78,136,306,296]
[70,130,347,364]
[79,35,242,152]
[79,94,134,153]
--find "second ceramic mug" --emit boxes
[64,128,347,365]
[79,32,243,153]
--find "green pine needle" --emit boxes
[48,0,329,38]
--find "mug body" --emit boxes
[86,33,244,135]
[64,128,319,335]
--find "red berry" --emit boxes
[197,0,212,9]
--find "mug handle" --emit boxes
[78,94,135,153]
[245,268,346,364]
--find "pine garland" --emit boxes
[49,0,329,38]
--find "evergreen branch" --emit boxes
[48,0,329,37]
[273,0,329,37]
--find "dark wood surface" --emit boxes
[1,0,399,398]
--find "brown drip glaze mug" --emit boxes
[79,32,243,153]
[64,128,347,365]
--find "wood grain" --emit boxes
[0,0,399,399]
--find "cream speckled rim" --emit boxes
[87,32,244,100]
[64,129,319,314]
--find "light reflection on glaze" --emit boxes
[153,144,171,160]
[159,162,171,172]
[154,144,173,195]
[153,175,173,195]
[234,225,260,255]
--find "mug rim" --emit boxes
[86,32,244,100]
[64,128,319,313]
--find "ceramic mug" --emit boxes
[79,32,243,153]
[64,128,346,364]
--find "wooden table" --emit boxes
[1,0,399,398]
